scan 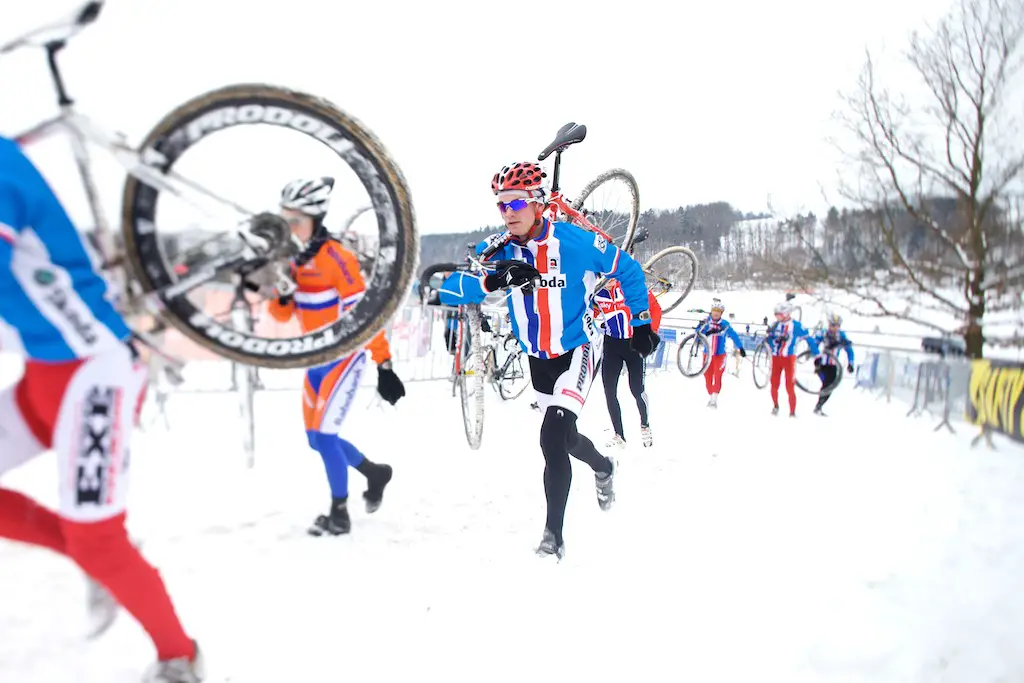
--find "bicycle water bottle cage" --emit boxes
[537,122,587,161]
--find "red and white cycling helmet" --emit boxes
[491,161,547,195]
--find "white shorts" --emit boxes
[529,341,601,416]
[0,345,146,523]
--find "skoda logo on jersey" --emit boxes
[33,268,55,285]
[536,274,567,289]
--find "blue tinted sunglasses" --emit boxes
[497,198,541,213]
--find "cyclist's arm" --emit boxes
[724,320,743,348]
[842,331,855,365]
[329,246,392,364]
[439,239,509,306]
[583,231,648,325]
[794,321,820,355]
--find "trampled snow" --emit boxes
[2,349,1023,682]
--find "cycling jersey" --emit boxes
[439,220,649,359]
[814,328,854,366]
[593,280,662,339]
[267,237,390,364]
[766,319,819,357]
[697,315,744,356]
[0,136,131,361]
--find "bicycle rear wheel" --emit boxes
[752,340,771,389]
[121,83,418,369]
[642,246,698,314]
[459,305,486,450]
[571,168,640,256]
[676,333,712,377]
[795,350,844,396]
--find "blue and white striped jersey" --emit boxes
[439,220,649,359]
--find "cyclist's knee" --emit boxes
[540,405,578,457]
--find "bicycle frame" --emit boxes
[11,39,256,267]
[542,150,614,243]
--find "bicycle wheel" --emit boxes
[752,340,771,390]
[571,168,640,255]
[642,246,699,314]
[497,337,531,400]
[121,84,418,370]
[795,350,844,396]
[459,305,486,450]
[676,333,712,377]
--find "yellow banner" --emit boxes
[966,359,1024,443]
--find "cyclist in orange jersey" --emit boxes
[267,177,405,536]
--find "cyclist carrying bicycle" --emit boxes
[812,312,855,416]
[439,161,659,560]
[0,136,203,682]
[697,299,745,408]
[594,278,662,448]
[266,177,404,536]
[766,301,819,417]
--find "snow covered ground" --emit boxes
[2,355,1023,682]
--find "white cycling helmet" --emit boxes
[280,176,335,216]
[826,311,843,326]
[774,301,794,316]
[711,298,725,312]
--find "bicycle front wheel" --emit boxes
[642,246,698,314]
[121,83,418,369]
[459,306,486,450]
[676,333,712,377]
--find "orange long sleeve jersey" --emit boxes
[267,239,392,364]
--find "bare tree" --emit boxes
[773,0,1024,358]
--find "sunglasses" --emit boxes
[497,198,542,213]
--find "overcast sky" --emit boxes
[1,0,956,236]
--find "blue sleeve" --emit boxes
[723,320,743,347]
[438,237,510,306]
[697,321,709,334]
[578,228,648,326]
[842,331,855,365]
[795,321,820,355]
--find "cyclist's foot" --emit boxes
[813,406,826,416]
[605,433,627,449]
[771,405,779,416]
[707,393,719,408]
[535,529,565,561]
[595,457,616,511]
[640,424,653,448]
[789,412,797,418]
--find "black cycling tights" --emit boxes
[602,336,649,437]
[539,406,612,545]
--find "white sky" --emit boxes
[1,0,957,236]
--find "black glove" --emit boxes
[278,294,293,307]
[484,261,540,292]
[739,348,747,358]
[847,363,854,373]
[630,324,660,357]
[377,364,406,405]
[813,355,824,368]
[481,317,492,333]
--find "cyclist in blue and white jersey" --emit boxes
[439,161,659,560]
[0,136,202,682]
[765,300,820,417]
[812,311,855,415]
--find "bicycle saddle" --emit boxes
[537,122,587,161]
